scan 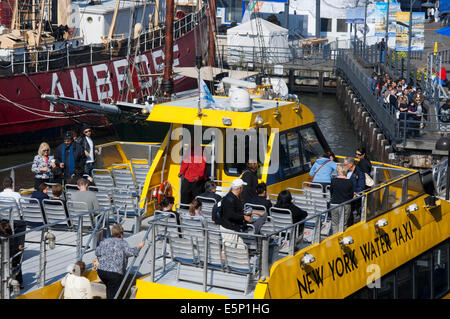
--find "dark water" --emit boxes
[302,93,359,157]
[0,94,359,170]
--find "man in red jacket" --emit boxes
[178,145,207,204]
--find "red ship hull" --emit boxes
[0,19,205,147]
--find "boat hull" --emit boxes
[0,17,205,148]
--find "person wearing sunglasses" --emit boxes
[78,124,99,177]
[31,142,57,189]
[355,148,372,178]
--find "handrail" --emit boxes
[76,209,110,261]
[0,162,33,173]
[113,213,169,299]
[1,207,109,297]
[5,208,105,241]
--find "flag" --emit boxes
[200,77,216,108]
[242,0,262,23]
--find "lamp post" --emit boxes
[436,136,450,200]
[363,0,368,60]
[384,0,390,65]
[407,0,419,85]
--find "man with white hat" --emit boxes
[219,178,253,248]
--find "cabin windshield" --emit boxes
[267,123,329,185]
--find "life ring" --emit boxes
[153,180,173,204]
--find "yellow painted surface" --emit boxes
[147,99,313,132]
[259,195,450,299]
[135,280,228,299]
[16,270,99,299]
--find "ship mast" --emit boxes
[11,0,19,29]
[36,0,46,47]
[207,0,216,67]
[161,0,174,98]
[108,0,121,42]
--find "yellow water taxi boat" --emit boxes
[2,85,448,300]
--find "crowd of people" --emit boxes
[169,149,373,256]
[0,124,102,295]
[31,124,97,189]
[369,72,426,138]
[0,124,376,298]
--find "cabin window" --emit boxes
[223,129,263,177]
[415,253,432,299]
[87,17,93,23]
[348,240,449,299]
[280,131,302,176]
[266,130,303,184]
[266,124,329,185]
[299,126,325,168]
[433,243,449,297]
[377,273,395,299]
[396,264,413,299]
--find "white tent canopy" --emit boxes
[226,18,291,64]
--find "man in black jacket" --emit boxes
[219,179,252,248]
[197,180,222,202]
[389,89,398,110]
[247,182,272,214]
[78,124,98,176]
[55,131,85,182]
[240,160,259,204]
[344,157,365,223]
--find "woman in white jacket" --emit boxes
[61,261,93,299]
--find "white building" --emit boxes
[69,0,155,45]
[218,0,380,47]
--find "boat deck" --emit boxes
[17,216,260,299]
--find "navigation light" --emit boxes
[339,236,354,248]
[374,218,388,233]
[300,253,315,268]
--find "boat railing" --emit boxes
[0,206,111,299]
[432,158,448,198]
[142,197,368,293]
[364,170,425,221]
[2,5,207,76]
[96,141,161,170]
[113,213,169,299]
[0,141,160,192]
[0,162,34,193]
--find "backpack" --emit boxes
[211,199,224,225]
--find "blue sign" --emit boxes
[257,0,288,3]
[346,7,365,24]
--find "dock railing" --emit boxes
[336,49,448,147]
[217,43,337,70]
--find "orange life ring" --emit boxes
[154,180,173,204]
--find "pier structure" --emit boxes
[216,22,450,169]
[215,34,337,95]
